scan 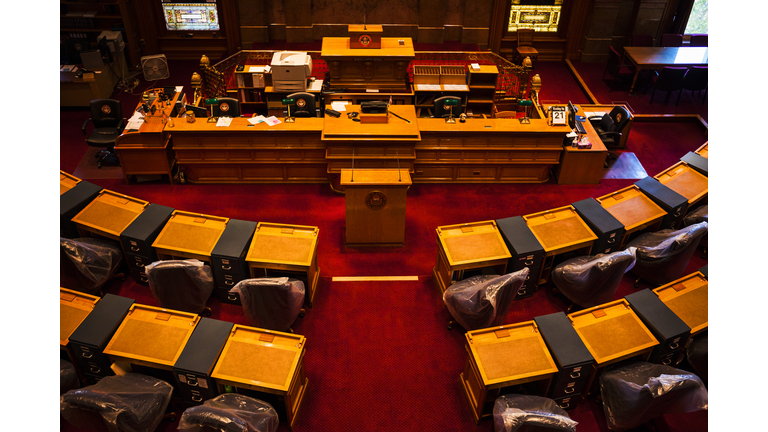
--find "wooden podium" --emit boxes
[341,169,411,247]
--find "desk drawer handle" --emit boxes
[227,294,238,301]
[564,387,575,394]
[668,342,679,350]
[131,246,140,252]
[607,238,616,244]
[191,395,203,402]
[90,366,101,374]
[141,277,148,283]
[81,352,93,359]
[570,371,581,379]
[674,210,682,217]
[221,265,231,270]
[524,260,534,266]
[517,289,526,295]
[225,280,235,286]
[559,402,570,409]
[186,380,198,387]
[662,358,673,365]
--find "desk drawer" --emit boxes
[216,287,241,305]
[175,373,218,404]
[130,268,149,285]
[552,394,581,411]
[125,253,152,272]
[211,256,246,280]
[70,343,113,378]
[514,269,539,299]
[549,363,591,399]
[214,272,244,291]
[457,166,496,180]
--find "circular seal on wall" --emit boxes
[220,102,229,112]
[365,191,387,210]
[101,105,112,114]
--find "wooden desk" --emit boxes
[71,190,149,241]
[321,37,415,91]
[324,85,415,107]
[321,104,420,141]
[654,162,708,210]
[568,299,658,394]
[103,304,200,371]
[211,325,308,430]
[460,322,558,423]
[695,142,708,159]
[60,68,119,107]
[60,171,81,195]
[245,222,320,307]
[654,271,708,336]
[554,118,608,185]
[432,220,511,295]
[152,210,229,264]
[523,206,597,286]
[623,47,709,94]
[596,185,666,247]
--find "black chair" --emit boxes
[631,34,654,47]
[231,278,306,332]
[82,99,125,168]
[689,34,708,47]
[588,106,630,166]
[649,66,688,105]
[60,237,125,295]
[683,205,708,258]
[178,394,279,432]
[682,66,708,105]
[442,269,529,331]
[602,46,635,92]
[660,33,683,47]
[211,97,240,117]
[551,248,637,310]
[433,95,462,118]
[286,92,318,117]
[626,221,708,287]
[146,260,214,315]
[600,362,708,432]
[60,373,175,432]
[492,395,578,432]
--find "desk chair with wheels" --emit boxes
[551,248,637,310]
[60,373,175,432]
[60,237,125,295]
[286,92,319,117]
[82,99,125,168]
[493,395,578,432]
[588,106,631,166]
[442,269,529,331]
[599,362,708,432]
[433,96,463,119]
[230,278,306,332]
[626,221,708,287]
[178,393,279,432]
[145,259,214,316]
[211,97,240,118]
[649,66,688,105]
[516,29,539,66]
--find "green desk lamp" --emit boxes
[205,98,219,123]
[519,99,533,124]
[282,98,296,123]
[443,98,459,124]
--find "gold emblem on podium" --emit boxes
[365,191,387,210]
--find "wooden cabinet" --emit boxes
[467,65,498,116]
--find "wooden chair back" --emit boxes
[517,29,535,47]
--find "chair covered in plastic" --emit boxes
[683,205,708,258]
[60,373,174,432]
[599,362,708,431]
[442,268,529,331]
[660,33,683,47]
[146,259,214,315]
[493,395,578,432]
[178,393,279,432]
[230,278,305,331]
[60,237,124,295]
[649,66,688,105]
[686,333,708,382]
[626,221,707,286]
[61,359,80,396]
[602,46,635,92]
[551,248,637,309]
[682,66,708,105]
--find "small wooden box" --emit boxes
[413,66,441,85]
[60,171,81,195]
[72,190,150,241]
[654,162,708,207]
[653,271,708,336]
[695,142,708,159]
[245,222,320,307]
[440,65,466,85]
[359,113,389,123]
[211,325,308,430]
[432,220,511,295]
[460,321,558,423]
[596,185,666,247]
[152,210,229,263]
[348,24,383,49]
[103,304,200,371]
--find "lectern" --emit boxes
[341,168,411,247]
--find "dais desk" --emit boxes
[321,37,415,91]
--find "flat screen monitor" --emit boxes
[162,1,220,31]
[567,100,587,135]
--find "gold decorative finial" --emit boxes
[191,72,202,87]
[200,55,210,68]
[530,74,542,92]
[522,56,533,69]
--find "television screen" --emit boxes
[162,1,220,31]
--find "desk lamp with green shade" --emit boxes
[519,99,533,124]
[443,98,459,124]
[282,98,296,123]
[204,98,219,123]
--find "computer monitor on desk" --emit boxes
[567,100,587,137]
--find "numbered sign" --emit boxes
[549,106,567,126]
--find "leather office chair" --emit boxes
[599,362,708,432]
[588,106,630,166]
[602,46,635,92]
[286,92,318,117]
[60,360,80,396]
[493,395,578,432]
[145,259,214,315]
[442,268,529,331]
[82,99,125,168]
[230,278,306,332]
[649,66,688,105]
[682,66,708,105]
[60,373,175,432]
[660,33,683,47]
[685,334,708,383]
[683,205,708,258]
[433,96,462,119]
[631,34,654,47]
[60,237,125,295]
[551,248,637,310]
[211,97,240,117]
[626,221,708,287]
[178,394,279,432]
[689,34,708,47]
[516,28,539,66]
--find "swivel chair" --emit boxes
[60,237,125,295]
[682,66,708,105]
[82,99,125,168]
[515,28,539,66]
[60,373,175,432]
[178,394,279,432]
[551,248,637,310]
[146,259,214,315]
[493,395,578,432]
[599,362,708,432]
[230,278,306,332]
[433,96,462,119]
[626,221,708,287]
[602,46,635,92]
[683,205,708,258]
[442,268,529,331]
[588,106,631,167]
[211,97,240,118]
[286,92,318,117]
[649,66,687,105]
